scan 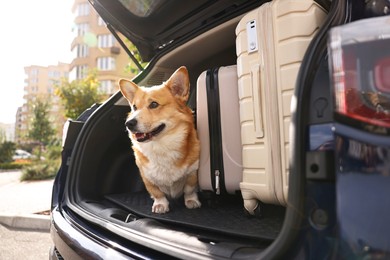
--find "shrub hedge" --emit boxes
[0,160,31,170]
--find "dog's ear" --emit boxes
[166,66,190,102]
[119,79,138,103]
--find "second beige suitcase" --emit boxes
[197,66,242,195]
[236,0,327,214]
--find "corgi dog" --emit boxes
[119,66,201,214]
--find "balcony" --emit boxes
[110,46,120,55]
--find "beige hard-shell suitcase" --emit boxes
[197,66,242,195]
[236,0,327,214]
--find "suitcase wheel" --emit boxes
[243,199,262,218]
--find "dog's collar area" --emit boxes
[134,124,166,142]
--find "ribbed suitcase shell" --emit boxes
[197,65,242,194]
[236,0,327,213]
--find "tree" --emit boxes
[0,128,6,143]
[0,141,15,163]
[55,70,104,120]
[124,40,148,75]
[28,99,55,159]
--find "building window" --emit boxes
[76,23,89,36]
[78,65,88,79]
[70,65,88,80]
[30,78,38,84]
[30,68,39,76]
[48,70,61,78]
[97,34,115,48]
[76,3,90,16]
[73,44,89,58]
[97,57,116,71]
[99,80,115,94]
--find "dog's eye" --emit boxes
[149,101,159,109]
[132,104,137,111]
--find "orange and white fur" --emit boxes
[119,66,201,214]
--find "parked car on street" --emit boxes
[50,0,390,259]
[12,149,32,160]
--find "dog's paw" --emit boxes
[184,190,201,209]
[152,204,170,213]
[185,199,201,209]
[152,197,169,214]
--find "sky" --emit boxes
[0,0,74,124]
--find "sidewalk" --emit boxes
[0,170,54,231]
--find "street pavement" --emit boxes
[0,170,54,260]
[0,224,52,260]
[0,170,53,217]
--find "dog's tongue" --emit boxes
[135,132,151,142]
[135,133,144,139]
[134,124,165,142]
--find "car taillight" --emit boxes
[375,57,390,93]
[328,16,390,129]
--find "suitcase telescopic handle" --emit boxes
[251,63,264,138]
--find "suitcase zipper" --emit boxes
[206,68,225,195]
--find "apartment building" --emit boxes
[0,123,15,142]
[15,63,70,144]
[71,0,131,93]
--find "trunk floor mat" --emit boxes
[105,191,285,240]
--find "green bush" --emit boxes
[20,144,62,181]
[45,144,62,160]
[20,161,59,181]
[0,141,16,163]
[0,161,30,170]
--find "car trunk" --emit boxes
[71,101,285,239]
[66,108,284,257]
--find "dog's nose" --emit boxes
[125,118,137,131]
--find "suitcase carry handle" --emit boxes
[251,63,264,138]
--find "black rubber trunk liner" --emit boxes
[105,191,285,240]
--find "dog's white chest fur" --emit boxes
[144,157,199,198]
[134,133,198,198]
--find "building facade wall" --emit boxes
[15,63,69,144]
[70,0,132,94]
